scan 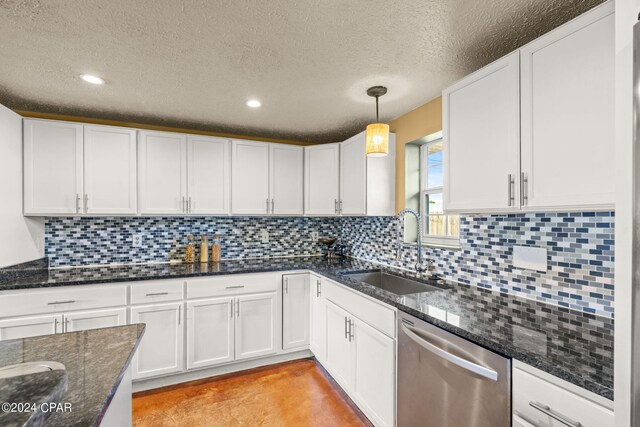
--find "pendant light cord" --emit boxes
[375,96,379,122]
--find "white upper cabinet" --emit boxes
[187,135,231,215]
[305,143,341,215]
[138,130,188,215]
[231,140,270,215]
[443,52,521,213]
[24,119,84,215]
[270,144,304,215]
[84,125,137,215]
[340,134,367,215]
[444,2,614,213]
[520,2,614,210]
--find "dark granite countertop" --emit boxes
[0,256,613,401]
[0,324,144,426]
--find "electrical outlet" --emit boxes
[132,234,143,248]
[260,229,269,243]
[311,231,319,241]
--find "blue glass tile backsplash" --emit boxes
[45,211,614,318]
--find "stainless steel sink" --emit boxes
[343,271,445,295]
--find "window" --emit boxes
[420,138,460,247]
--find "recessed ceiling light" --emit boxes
[80,74,105,85]
[246,99,262,108]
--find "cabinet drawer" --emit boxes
[513,365,613,427]
[324,279,395,338]
[186,272,281,299]
[0,285,127,318]
[130,280,184,304]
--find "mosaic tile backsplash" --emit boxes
[45,211,614,318]
[45,217,339,266]
[341,212,614,318]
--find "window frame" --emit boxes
[419,138,460,248]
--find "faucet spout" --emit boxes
[395,208,428,274]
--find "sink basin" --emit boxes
[343,272,445,295]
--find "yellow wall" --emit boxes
[389,96,442,213]
[15,110,313,146]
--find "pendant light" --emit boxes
[365,86,389,157]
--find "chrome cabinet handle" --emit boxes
[236,300,240,317]
[48,300,76,305]
[64,317,69,333]
[53,317,59,333]
[181,196,186,213]
[339,200,343,214]
[271,198,275,213]
[230,301,234,318]
[178,305,181,325]
[75,194,81,213]
[400,322,498,381]
[187,197,192,213]
[529,401,581,427]
[348,319,354,342]
[225,285,245,289]
[521,172,528,206]
[344,317,349,339]
[334,199,338,214]
[145,292,169,296]
[507,174,514,206]
[316,280,321,297]
[84,194,88,213]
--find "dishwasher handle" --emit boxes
[400,322,498,381]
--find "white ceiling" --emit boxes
[0,0,603,142]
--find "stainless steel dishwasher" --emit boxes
[398,311,511,427]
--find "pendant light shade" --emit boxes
[365,122,390,157]
[365,86,389,157]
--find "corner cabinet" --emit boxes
[305,131,396,216]
[24,120,137,216]
[443,1,614,213]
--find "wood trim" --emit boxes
[15,110,315,146]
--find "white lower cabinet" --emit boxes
[309,274,326,362]
[512,361,613,427]
[130,302,184,379]
[282,274,310,350]
[64,307,127,332]
[0,314,62,340]
[186,297,235,370]
[235,293,277,360]
[324,298,396,427]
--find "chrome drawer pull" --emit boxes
[48,300,76,305]
[145,292,169,296]
[316,280,321,297]
[529,401,581,427]
[225,285,245,289]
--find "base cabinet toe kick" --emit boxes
[0,271,613,427]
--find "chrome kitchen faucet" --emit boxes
[395,208,428,274]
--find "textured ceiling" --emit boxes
[0,0,604,143]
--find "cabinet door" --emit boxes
[187,135,231,215]
[323,300,352,389]
[186,297,234,370]
[520,3,614,209]
[0,314,62,340]
[351,317,395,427]
[282,274,310,350]
[64,307,127,332]
[130,302,184,379]
[340,134,366,215]
[84,125,137,215]
[270,144,303,215]
[231,140,270,215]
[309,275,326,362]
[235,293,277,360]
[23,119,83,215]
[304,144,340,215]
[138,131,187,215]
[443,52,520,213]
